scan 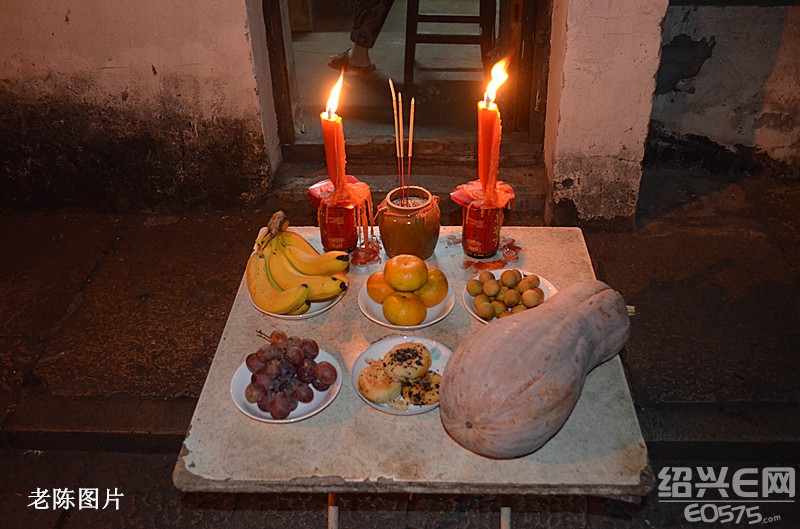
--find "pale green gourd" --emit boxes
[440,280,631,459]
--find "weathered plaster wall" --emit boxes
[545,0,669,223]
[0,0,279,209]
[652,6,800,168]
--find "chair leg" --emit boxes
[404,0,420,86]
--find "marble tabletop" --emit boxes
[173,227,650,496]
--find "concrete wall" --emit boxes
[652,5,800,169]
[545,0,669,224]
[0,0,279,209]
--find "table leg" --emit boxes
[328,492,339,529]
[500,505,511,529]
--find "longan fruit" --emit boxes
[478,271,495,283]
[511,303,527,314]
[466,279,484,297]
[512,269,523,283]
[473,293,491,310]
[496,286,509,302]
[476,302,496,321]
[483,279,501,297]
[503,289,522,307]
[497,310,513,319]
[522,288,544,308]
[525,274,541,288]
[500,270,519,288]
[517,277,535,293]
[491,300,506,317]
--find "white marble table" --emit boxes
[173,227,650,497]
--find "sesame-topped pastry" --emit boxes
[402,371,442,405]
[383,342,432,381]
[357,362,402,403]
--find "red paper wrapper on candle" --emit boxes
[308,176,370,253]
[451,182,514,258]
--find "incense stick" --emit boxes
[388,79,402,200]
[399,92,405,205]
[407,97,415,191]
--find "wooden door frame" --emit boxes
[265,0,551,151]
[264,0,302,145]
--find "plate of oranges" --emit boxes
[358,254,454,330]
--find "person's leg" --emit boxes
[350,0,395,49]
[330,0,395,70]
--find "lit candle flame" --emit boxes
[325,71,345,118]
[483,60,509,106]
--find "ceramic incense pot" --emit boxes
[377,186,440,260]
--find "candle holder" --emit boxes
[451,181,514,259]
[308,175,365,253]
[462,204,504,259]
[377,185,440,260]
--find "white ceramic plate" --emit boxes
[462,268,558,324]
[230,349,343,423]
[351,335,453,416]
[357,285,455,330]
[248,290,344,320]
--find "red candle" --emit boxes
[477,61,509,205]
[320,72,347,190]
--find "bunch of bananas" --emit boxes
[246,228,350,315]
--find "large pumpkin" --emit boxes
[439,280,630,459]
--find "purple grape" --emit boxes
[296,359,316,384]
[293,383,314,403]
[312,379,331,392]
[280,360,296,380]
[245,383,263,403]
[256,344,280,362]
[264,358,282,379]
[287,335,303,349]
[315,361,338,386]
[300,338,319,359]
[269,330,288,350]
[251,372,274,392]
[245,353,265,373]
[257,391,275,412]
[287,392,299,411]
[269,392,293,420]
[285,346,304,367]
[274,376,297,395]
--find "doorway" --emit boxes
[266,0,551,165]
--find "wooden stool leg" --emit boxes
[328,492,339,529]
[404,0,420,86]
[479,0,497,72]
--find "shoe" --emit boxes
[328,49,377,74]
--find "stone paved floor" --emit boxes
[2,449,798,528]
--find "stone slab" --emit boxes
[0,337,41,422]
[0,211,120,337]
[174,227,649,496]
[584,218,800,406]
[32,212,263,399]
[4,397,196,452]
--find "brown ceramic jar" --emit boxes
[377,186,441,260]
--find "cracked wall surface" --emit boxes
[653,6,800,167]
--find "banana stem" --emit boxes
[257,210,290,251]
